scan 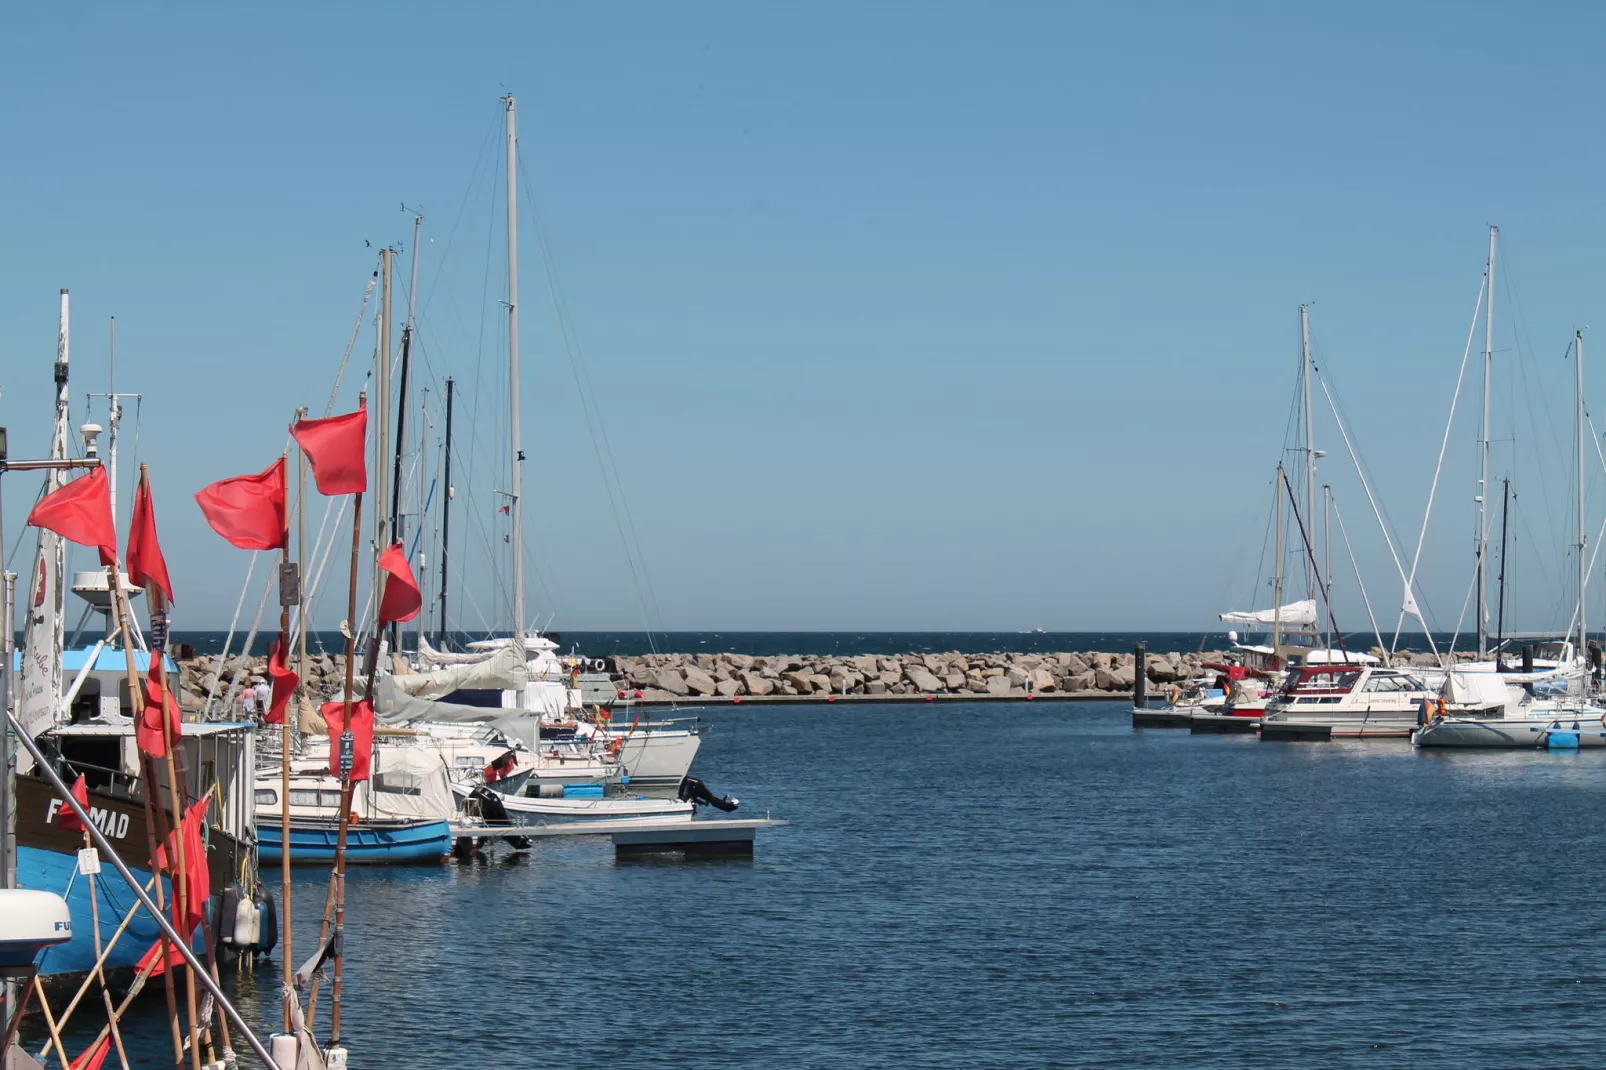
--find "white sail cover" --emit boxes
[1219,599,1318,627]
[390,644,528,700]
[372,673,505,726]
[1441,671,1516,709]
[413,635,495,668]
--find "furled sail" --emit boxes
[1219,599,1318,627]
[389,643,528,700]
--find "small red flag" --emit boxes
[195,458,287,551]
[292,402,367,496]
[27,466,116,565]
[377,542,422,624]
[127,471,174,603]
[154,799,210,934]
[137,661,182,758]
[55,775,90,835]
[265,637,298,725]
[68,1034,111,1070]
[321,698,374,782]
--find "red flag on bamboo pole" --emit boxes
[195,458,287,551]
[55,775,90,834]
[136,660,182,758]
[291,402,367,496]
[27,466,116,565]
[154,799,211,934]
[68,1034,111,1070]
[265,637,298,725]
[320,698,374,782]
[126,470,174,603]
[377,542,421,624]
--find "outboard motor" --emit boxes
[468,786,530,849]
[678,776,739,813]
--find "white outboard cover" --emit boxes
[0,889,72,968]
[1442,671,1517,712]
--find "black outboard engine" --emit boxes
[468,786,530,849]
[678,776,739,813]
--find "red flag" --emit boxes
[126,471,174,603]
[292,402,367,496]
[154,799,210,934]
[320,698,374,782]
[377,542,422,624]
[137,661,182,758]
[55,775,90,835]
[27,466,116,565]
[195,458,287,551]
[266,637,298,725]
[68,1034,110,1070]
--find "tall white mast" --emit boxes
[376,248,393,603]
[1301,304,1316,603]
[1577,329,1587,654]
[1477,226,1497,657]
[504,95,526,655]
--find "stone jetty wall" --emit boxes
[177,647,1453,707]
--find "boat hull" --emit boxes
[616,729,703,786]
[256,820,452,864]
[1413,717,1606,748]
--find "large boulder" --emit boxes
[653,669,690,696]
[907,666,944,692]
[741,672,775,696]
[851,655,879,675]
[945,672,966,691]
[681,665,718,696]
[1067,670,1097,691]
[866,679,888,694]
[716,678,742,697]
[784,671,816,693]
[808,673,832,694]
[1093,666,1135,691]
[725,653,754,671]
[1006,666,1030,687]
[1030,668,1056,692]
[1146,656,1179,682]
[985,675,1013,696]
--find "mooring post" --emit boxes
[1133,643,1148,709]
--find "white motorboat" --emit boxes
[450,781,695,826]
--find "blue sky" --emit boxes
[2,2,1605,635]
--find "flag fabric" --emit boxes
[377,542,422,624]
[195,458,287,551]
[127,472,175,603]
[320,697,374,782]
[27,466,116,565]
[68,1034,111,1070]
[292,402,367,496]
[55,774,90,835]
[154,799,211,935]
[137,661,182,758]
[266,637,298,725]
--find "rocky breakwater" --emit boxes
[611,650,1227,702]
[175,652,355,709]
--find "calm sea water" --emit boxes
[34,700,1606,1067]
[171,629,1459,657]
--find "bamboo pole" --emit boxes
[82,831,132,1070]
[30,977,72,1070]
[328,488,363,1050]
[42,875,156,1039]
[153,591,202,1070]
[108,568,183,1065]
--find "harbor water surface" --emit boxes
[107,701,1606,1065]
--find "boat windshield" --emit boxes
[1358,673,1428,692]
[1492,639,1570,662]
[1286,668,1361,695]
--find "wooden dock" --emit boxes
[448,817,789,857]
[1130,707,1194,728]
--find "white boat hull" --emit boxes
[1413,716,1606,748]
[450,782,695,825]
[615,729,702,786]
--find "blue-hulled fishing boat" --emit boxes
[256,818,452,864]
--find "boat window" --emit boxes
[1292,670,1359,693]
[453,756,482,768]
[255,789,278,807]
[289,789,345,808]
[374,772,423,796]
[1361,675,1419,692]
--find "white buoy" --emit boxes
[326,1045,349,1069]
[269,1033,297,1069]
[234,897,259,948]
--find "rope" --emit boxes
[205,552,258,717]
[1394,272,1487,650]
[1332,496,1385,654]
